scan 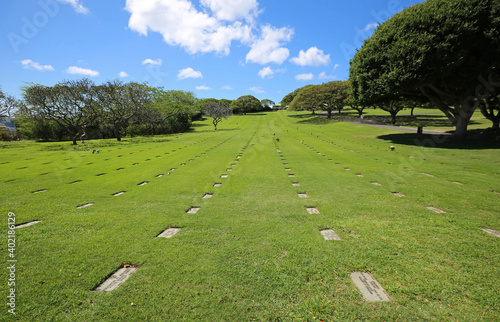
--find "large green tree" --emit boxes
[288,85,322,115]
[350,0,500,138]
[230,95,261,114]
[320,81,350,118]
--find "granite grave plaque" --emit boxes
[94,267,138,292]
[320,229,341,240]
[15,220,41,229]
[350,272,391,302]
[427,206,446,213]
[157,227,181,238]
[77,203,94,209]
[186,207,200,214]
[481,228,500,237]
[306,207,320,214]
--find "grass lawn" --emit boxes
[1,111,499,320]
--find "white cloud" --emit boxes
[290,47,330,66]
[200,0,259,21]
[318,72,336,80]
[57,0,90,14]
[249,86,265,94]
[333,63,340,71]
[258,66,274,79]
[142,58,162,66]
[126,0,252,56]
[21,59,54,71]
[222,85,233,90]
[178,67,203,80]
[118,71,129,78]
[246,25,293,65]
[196,85,211,90]
[66,66,99,77]
[361,23,378,32]
[295,73,313,81]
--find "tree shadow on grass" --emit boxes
[287,113,317,118]
[378,133,500,150]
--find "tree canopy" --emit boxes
[230,95,261,114]
[349,0,500,137]
[204,101,232,130]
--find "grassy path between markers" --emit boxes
[0,111,499,320]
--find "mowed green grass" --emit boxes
[1,111,499,320]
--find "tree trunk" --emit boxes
[338,107,342,114]
[390,111,397,124]
[411,106,415,116]
[72,132,79,145]
[452,112,473,138]
[492,119,499,130]
[327,110,332,119]
[114,128,122,141]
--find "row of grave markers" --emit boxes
[275,140,392,301]
[92,135,259,292]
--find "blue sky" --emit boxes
[1,0,424,103]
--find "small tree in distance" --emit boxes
[204,101,232,130]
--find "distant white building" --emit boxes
[271,104,285,110]
[0,116,16,132]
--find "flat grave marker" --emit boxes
[226,168,233,171]
[213,183,222,187]
[113,191,125,196]
[157,227,181,238]
[32,189,47,194]
[320,229,341,241]
[350,272,391,302]
[452,181,463,185]
[138,181,148,186]
[306,207,320,214]
[202,193,213,199]
[70,180,81,184]
[288,174,295,177]
[96,173,106,177]
[356,173,364,177]
[427,206,446,213]
[285,168,291,171]
[117,168,124,171]
[481,228,500,238]
[133,163,138,165]
[221,174,228,178]
[371,182,382,186]
[94,266,138,292]
[420,172,437,178]
[77,203,94,209]
[186,207,200,214]
[156,174,164,177]
[292,182,300,187]
[298,193,308,198]
[392,192,406,197]
[15,220,41,229]
[345,168,351,171]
